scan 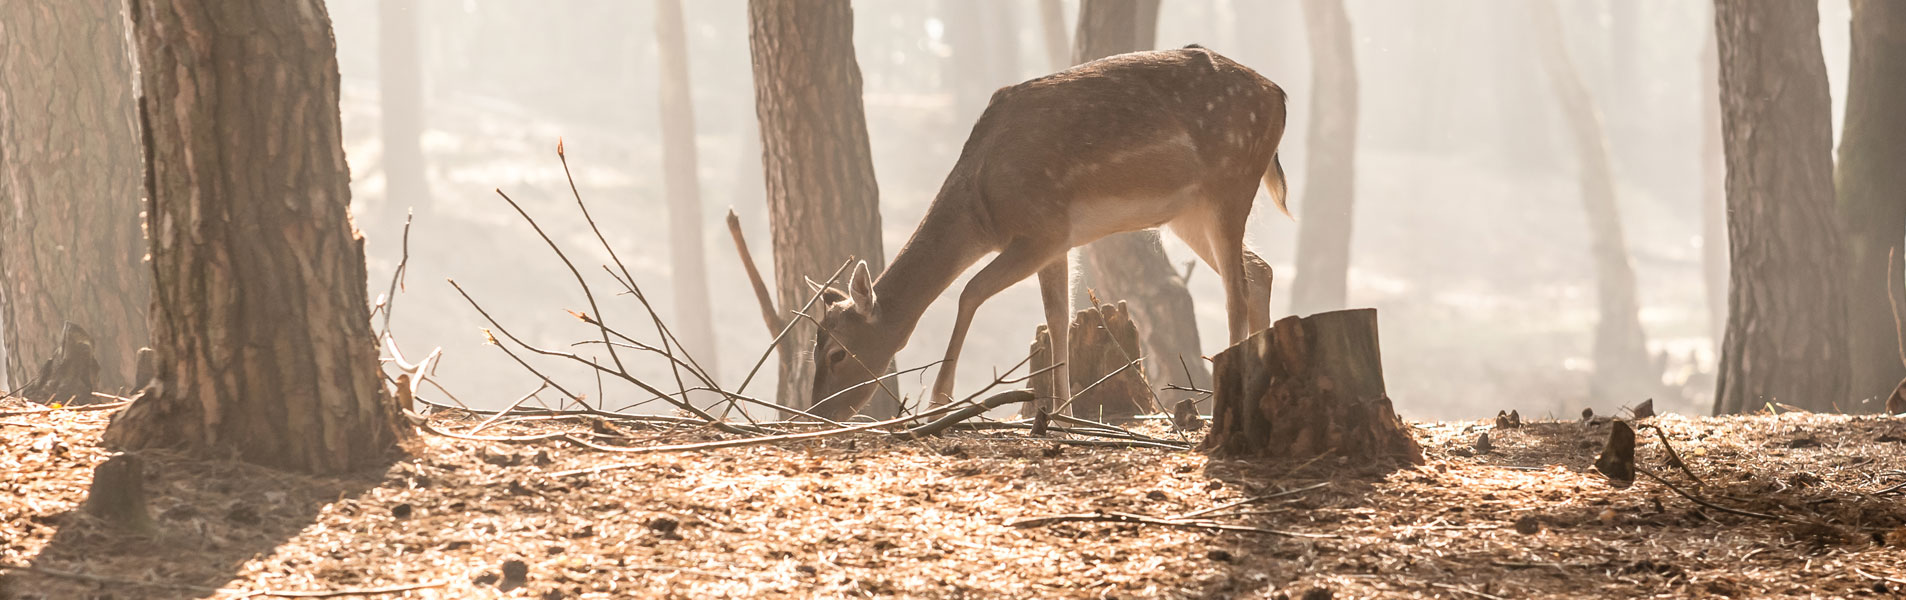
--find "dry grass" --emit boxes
[5,398,1906,599]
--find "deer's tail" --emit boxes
[1263,152,1291,220]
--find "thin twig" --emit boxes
[1172,481,1331,520]
[1635,466,1794,524]
[1006,511,1337,539]
[0,400,130,417]
[1050,357,1144,415]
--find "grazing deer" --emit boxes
[808,45,1287,420]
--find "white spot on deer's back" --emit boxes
[1249,111,1258,124]
[1205,101,1216,112]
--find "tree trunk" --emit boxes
[1072,0,1211,408]
[1288,0,1358,315]
[1837,0,1906,410]
[378,0,429,219]
[102,0,406,474]
[944,0,993,127]
[0,0,149,393]
[1711,0,1848,414]
[1700,21,1728,354]
[656,0,721,393]
[747,0,891,417]
[1202,309,1420,462]
[1531,0,1658,405]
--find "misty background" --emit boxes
[312,0,1855,421]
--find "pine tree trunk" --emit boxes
[102,0,406,474]
[1288,0,1358,315]
[378,0,429,219]
[657,0,721,392]
[1072,0,1212,408]
[1038,0,1069,72]
[1837,0,1906,410]
[1700,22,1728,354]
[747,0,891,417]
[0,0,149,393]
[1711,0,1848,414]
[1531,0,1657,405]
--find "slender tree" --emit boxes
[747,0,892,416]
[1069,0,1214,406]
[0,0,149,392]
[102,0,406,473]
[1531,0,1657,404]
[1288,0,1359,315]
[1837,0,1906,408]
[379,0,430,219]
[1711,0,1847,414]
[656,0,721,389]
[1038,0,1069,71]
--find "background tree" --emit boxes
[1287,0,1359,316]
[747,0,892,416]
[1837,0,1906,408]
[1531,0,1657,404]
[1701,22,1727,353]
[0,0,149,392]
[1711,0,1847,414]
[1038,0,1069,72]
[657,0,721,388]
[1072,0,1213,406]
[103,0,405,473]
[379,0,430,219]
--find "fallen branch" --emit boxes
[0,562,445,598]
[0,400,130,417]
[1007,510,1337,539]
[1172,481,1331,520]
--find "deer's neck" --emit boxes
[872,202,990,341]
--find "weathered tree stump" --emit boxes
[1202,309,1421,462]
[14,322,102,405]
[83,454,155,534]
[1023,301,1158,422]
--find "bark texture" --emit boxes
[1288,0,1358,316]
[378,0,429,218]
[747,0,890,415]
[1202,309,1420,462]
[102,0,405,474]
[1711,0,1848,414]
[1837,0,1906,409]
[1531,0,1657,404]
[1072,0,1212,407]
[657,0,721,387]
[0,0,149,392]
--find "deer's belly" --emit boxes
[1063,185,1201,247]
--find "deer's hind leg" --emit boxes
[1168,185,1269,343]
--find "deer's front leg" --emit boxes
[1036,258,1072,410]
[930,239,1065,406]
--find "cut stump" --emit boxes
[1202,309,1421,462]
[14,322,102,405]
[1024,300,1158,422]
[83,454,154,534]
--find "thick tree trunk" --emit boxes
[0,0,149,392]
[1700,23,1728,353]
[747,0,892,417]
[102,0,406,474]
[1711,0,1848,414]
[378,0,429,219]
[1202,309,1420,462]
[1072,0,1211,408]
[656,0,721,392]
[1837,0,1906,410]
[1531,0,1658,405]
[1288,0,1358,315]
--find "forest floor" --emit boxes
[3,399,1906,599]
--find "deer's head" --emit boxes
[806,261,899,420]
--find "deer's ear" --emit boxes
[849,260,876,311]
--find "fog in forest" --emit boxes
[128,1,1861,420]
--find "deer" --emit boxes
[791,45,1288,421]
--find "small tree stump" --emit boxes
[83,454,155,534]
[15,322,102,405]
[1202,309,1421,462]
[1023,301,1158,422]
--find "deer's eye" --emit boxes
[827,348,849,364]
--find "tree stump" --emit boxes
[1202,309,1421,462]
[1023,300,1158,422]
[14,322,101,405]
[83,454,155,534]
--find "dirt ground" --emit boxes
[4,399,1906,599]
